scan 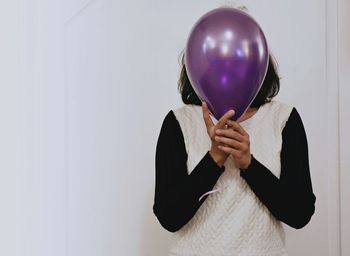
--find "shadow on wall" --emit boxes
[139,188,172,256]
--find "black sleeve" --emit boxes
[153,110,225,232]
[239,107,316,229]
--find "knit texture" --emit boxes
[170,100,293,256]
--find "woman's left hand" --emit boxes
[214,119,252,170]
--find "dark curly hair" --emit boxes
[177,49,280,108]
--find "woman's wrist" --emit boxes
[209,149,226,167]
[240,154,253,171]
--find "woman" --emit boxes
[153,50,316,255]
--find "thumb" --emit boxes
[202,101,214,129]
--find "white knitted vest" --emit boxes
[170,100,293,256]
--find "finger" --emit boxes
[216,128,245,142]
[202,101,214,129]
[226,120,249,137]
[217,109,235,129]
[214,135,244,150]
[217,145,242,158]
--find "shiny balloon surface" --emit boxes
[185,7,269,121]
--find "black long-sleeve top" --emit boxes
[153,107,316,232]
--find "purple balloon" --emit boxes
[185,7,269,121]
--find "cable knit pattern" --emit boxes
[170,100,293,256]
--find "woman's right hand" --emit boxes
[202,101,235,167]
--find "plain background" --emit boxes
[0,0,349,255]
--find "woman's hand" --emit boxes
[215,118,252,170]
[202,101,235,167]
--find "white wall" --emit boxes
[0,0,348,255]
[338,0,350,255]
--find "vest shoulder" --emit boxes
[172,104,200,112]
[172,104,201,119]
[266,100,295,130]
[267,100,294,112]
